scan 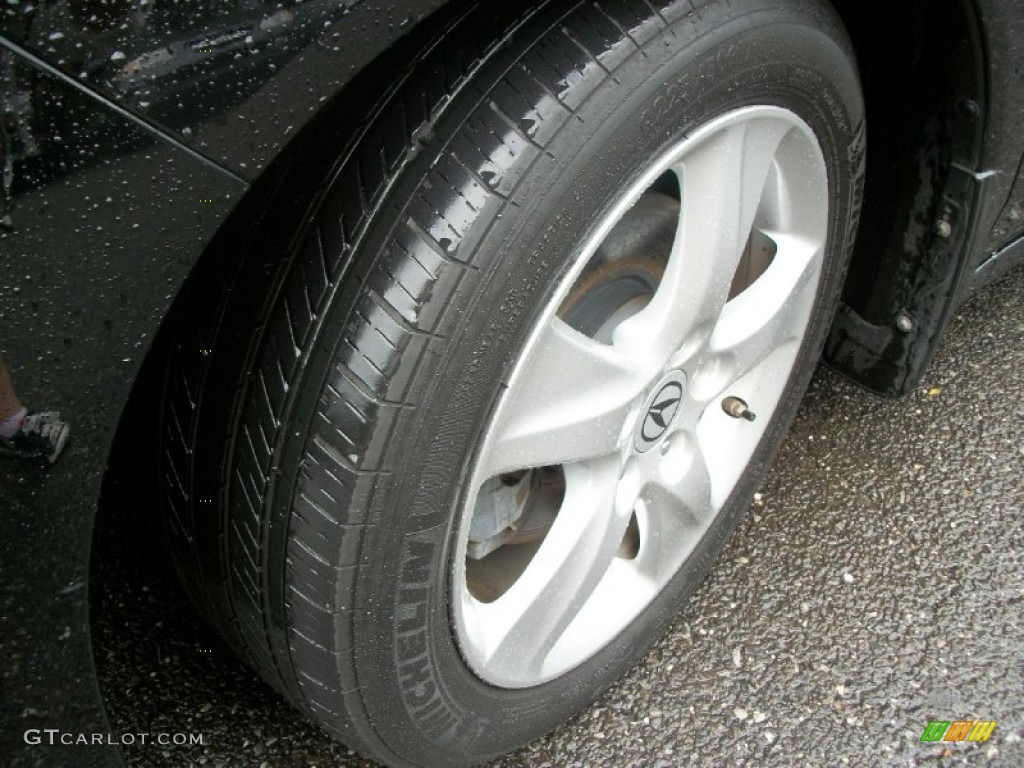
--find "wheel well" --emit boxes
[828,0,986,323]
[97,0,989,544]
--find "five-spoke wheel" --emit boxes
[456,107,829,687]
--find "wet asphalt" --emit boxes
[93,266,1024,768]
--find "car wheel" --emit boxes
[161,1,864,765]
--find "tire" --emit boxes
[160,1,864,765]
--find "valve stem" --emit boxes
[722,396,756,422]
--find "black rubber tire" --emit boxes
[160,1,865,765]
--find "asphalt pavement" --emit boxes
[93,266,1024,767]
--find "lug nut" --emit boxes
[722,396,756,422]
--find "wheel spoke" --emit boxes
[613,117,795,366]
[708,232,822,384]
[634,441,713,577]
[646,440,714,530]
[475,456,636,677]
[482,317,647,477]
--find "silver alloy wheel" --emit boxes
[453,106,829,688]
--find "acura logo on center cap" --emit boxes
[638,380,683,448]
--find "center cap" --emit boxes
[635,372,687,452]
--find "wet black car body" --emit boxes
[1,1,1021,766]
